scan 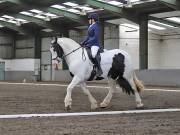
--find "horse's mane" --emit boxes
[58,37,80,48]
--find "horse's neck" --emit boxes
[58,38,80,65]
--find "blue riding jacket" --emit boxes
[82,22,100,47]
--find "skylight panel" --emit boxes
[149,20,175,28]
[0,17,6,21]
[63,2,78,7]
[130,0,141,2]
[34,15,46,19]
[7,20,17,24]
[30,9,43,14]
[20,11,33,16]
[79,6,93,11]
[67,9,80,13]
[2,15,14,19]
[51,5,66,9]
[44,13,57,18]
[148,24,166,30]
[166,17,180,23]
[15,18,27,22]
[108,1,123,6]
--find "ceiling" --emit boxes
[0,0,179,36]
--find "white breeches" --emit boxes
[91,46,99,58]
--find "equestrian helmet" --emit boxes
[88,13,99,22]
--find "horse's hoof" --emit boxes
[100,102,108,108]
[65,105,71,111]
[91,104,98,110]
[136,103,144,109]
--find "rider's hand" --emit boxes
[80,42,84,46]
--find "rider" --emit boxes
[81,13,103,76]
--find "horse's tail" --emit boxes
[108,53,134,95]
[133,72,144,93]
[116,77,135,95]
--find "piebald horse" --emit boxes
[50,37,144,110]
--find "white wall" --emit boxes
[159,35,180,69]
[119,25,180,69]
[104,23,119,49]
[0,58,40,71]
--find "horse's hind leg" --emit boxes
[64,75,81,110]
[100,78,116,108]
[80,82,98,110]
[129,78,144,108]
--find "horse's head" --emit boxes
[50,38,64,62]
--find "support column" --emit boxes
[34,33,41,59]
[62,28,69,38]
[139,14,148,69]
[99,21,104,48]
[34,33,41,81]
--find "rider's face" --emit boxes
[88,19,92,25]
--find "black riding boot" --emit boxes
[94,54,103,76]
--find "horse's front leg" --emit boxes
[80,82,98,110]
[64,75,81,110]
[100,78,116,108]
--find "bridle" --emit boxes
[51,41,86,62]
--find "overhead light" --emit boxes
[30,9,43,14]
[149,20,175,28]
[42,28,53,32]
[121,23,139,29]
[51,5,66,9]
[34,15,46,19]
[20,11,33,16]
[63,2,78,7]
[108,1,123,6]
[166,17,180,23]
[148,23,166,30]
[68,9,80,13]
[2,15,14,19]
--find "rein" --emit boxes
[53,45,86,62]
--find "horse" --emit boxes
[50,37,144,110]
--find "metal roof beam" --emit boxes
[3,0,22,4]
[0,20,34,35]
[158,0,180,10]
[149,16,180,28]
[2,0,86,25]
[42,7,86,24]
[12,14,61,32]
[76,0,139,23]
